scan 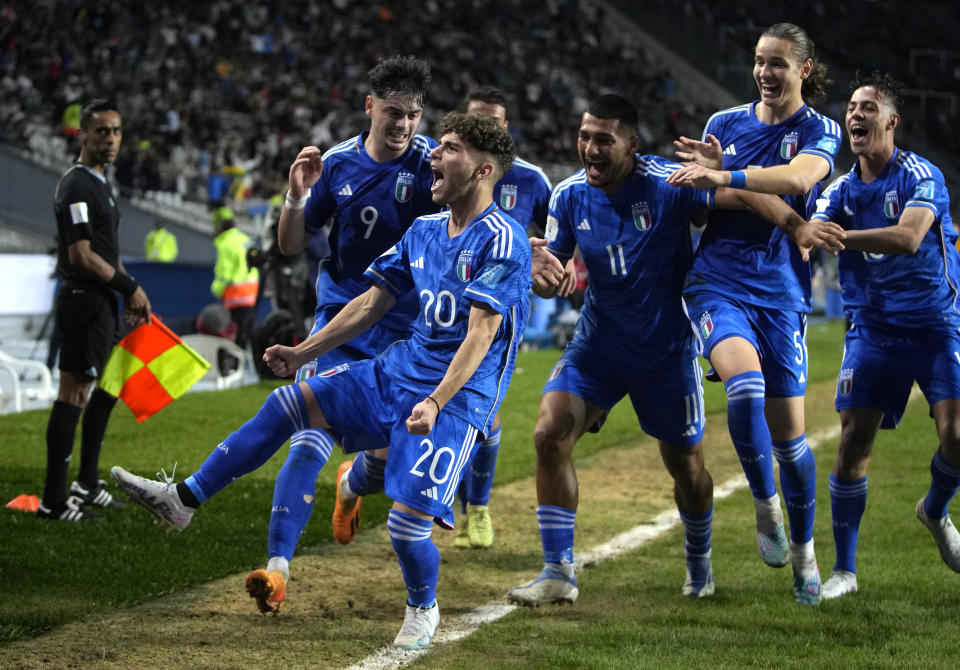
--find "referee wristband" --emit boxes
[728,170,747,189]
[108,270,139,298]
[426,395,441,413]
[285,192,309,210]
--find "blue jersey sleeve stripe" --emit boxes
[322,136,360,160]
[700,104,751,141]
[364,268,404,297]
[548,173,586,210]
[905,200,939,215]
[464,286,503,307]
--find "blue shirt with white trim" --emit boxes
[365,204,531,434]
[545,154,712,360]
[303,131,439,332]
[685,101,842,312]
[812,148,960,330]
[494,156,552,234]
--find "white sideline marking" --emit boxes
[346,425,842,670]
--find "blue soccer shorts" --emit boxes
[542,331,705,447]
[683,289,808,397]
[305,357,479,524]
[835,324,960,428]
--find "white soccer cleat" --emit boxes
[682,549,715,598]
[110,466,195,531]
[916,497,960,573]
[393,602,439,650]
[507,565,579,606]
[822,569,858,599]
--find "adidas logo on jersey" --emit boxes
[723,144,737,155]
[410,256,425,269]
[338,184,353,196]
[420,486,439,500]
[577,218,591,230]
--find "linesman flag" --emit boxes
[100,315,210,422]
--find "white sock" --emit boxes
[266,556,290,582]
[754,492,783,535]
[790,539,817,578]
[339,468,357,500]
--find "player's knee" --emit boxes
[533,421,574,466]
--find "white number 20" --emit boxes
[409,438,456,484]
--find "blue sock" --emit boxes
[680,507,713,555]
[457,479,468,515]
[829,474,867,573]
[185,385,308,503]
[772,434,817,543]
[925,448,960,519]
[538,505,576,566]
[388,510,439,608]
[724,371,777,499]
[267,429,336,561]
[347,451,386,496]
[465,427,501,506]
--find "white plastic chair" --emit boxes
[180,334,247,390]
[0,350,55,414]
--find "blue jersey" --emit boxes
[687,102,842,312]
[545,155,712,359]
[304,131,439,332]
[365,204,531,435]
[813,148,960,331]
[494,156,552,234]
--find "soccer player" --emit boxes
[454,86,554,549]
[507,94,821,606]
[38,99,151,522]
[803,73,960,598]
[667,22,842,604]
[243,56,439,612]
[112,112,558,648]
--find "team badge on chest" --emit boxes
[395,171,415,203]
[457,250,474,281]
[883,190,900,219]
[780,132,799,160]
[500,184,518,210]
[632,202,652,231]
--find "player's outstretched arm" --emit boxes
[277,146,324,255]
[714,188,846,260]
[842,206,934,255]
[264,284,396,377]
[668,154,830,195]
[406,302,503,436]
[673,134,723,169]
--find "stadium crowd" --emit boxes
[0,0,712,206]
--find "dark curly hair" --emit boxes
[367,55,431,107]
[760,23,832,102]
[850,70,904,113]
[438,112,516,180]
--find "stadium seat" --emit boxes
[0,350,55,414]
[180,334,247,390]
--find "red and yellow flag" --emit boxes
[100,316,211,422]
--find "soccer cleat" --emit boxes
[69,479,127,509]
[246,568,286,615]
[110,466,194,531]
[454,513,471,548]
[393,601,439,650]
[332,461,361,545]
[507,565,579,606]
[916,497,960,572]
[467,504,494,548]
[36,495,103,522]
[790,543,822,606]
[682,549,715,598]
[822,570,858,599]
[757,521,790,568]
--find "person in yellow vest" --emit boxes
[211,208,259,349]
[144,220,178,262]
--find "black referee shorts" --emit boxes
[56,285,119,380]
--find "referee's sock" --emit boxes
[77,387,117,489]
[42,401,82,509]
